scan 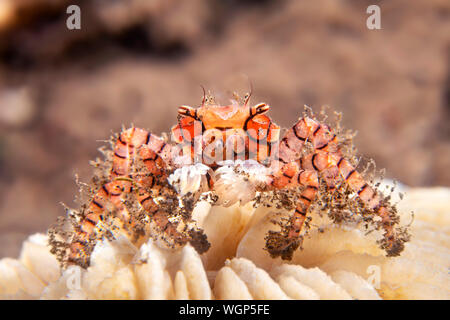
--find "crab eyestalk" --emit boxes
[250,103,270,116]
[178,105,198,119]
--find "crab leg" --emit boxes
[273,117,338,165]
[68,128,185,267]
[288,170,319,237]
[266,164,320,260]
[134,146,190,246]
[68,179,132,267]
[267,116,405,259]
[265,117,337,259]
[300,146,406,256]
[322,155,405,256]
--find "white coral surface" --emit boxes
[1,186,449,300]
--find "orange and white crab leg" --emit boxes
[288,170,320,238]
[268,116,405,258]
[68,128,180,266]
[68,178,132,267]
[266,159,320,259]
[301,149,404,256]
[111,127,173,178]
[326,155,403,255]
[272,117,338,164]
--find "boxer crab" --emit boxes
[49,92,410,268]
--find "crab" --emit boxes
[55,91,410,268]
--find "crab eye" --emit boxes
[250,103,270,116]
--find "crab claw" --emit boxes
[264,230,302,260]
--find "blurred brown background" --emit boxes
[0,0,449,258]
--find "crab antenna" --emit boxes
[244,79,253,106]
[200,85,206,106]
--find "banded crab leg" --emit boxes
[312,153,408,256]
[266,116,407,259]
[68,179,132,268]
[265,165,320,260]
[264,117,338,259]
[68,128,186,267]
[125,131,210,254]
